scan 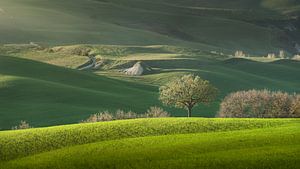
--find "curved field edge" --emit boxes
[1,123,299,169]
[0,118,298,161]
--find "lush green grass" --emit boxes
[0,118,299,169]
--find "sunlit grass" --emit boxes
[0,118,299,169]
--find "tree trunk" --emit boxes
[187,107,192,117]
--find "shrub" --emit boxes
[115,110,137,120]
[234,50,246,58]
[12,121,32,130]
[218,90,300,118]
[144,106,170,118]
[267,53,276,59]
[279,50,285,58]
[290,94,300,117]
[70,47,91,56]
[82,111,113,123]
[292,54,300,60]
[82,107,171,123]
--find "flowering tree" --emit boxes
[159,74,218,117]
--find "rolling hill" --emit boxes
[0,0,299,129]
[0,118,299,169]
[0,44,299,129]
[0,1,299,168]
[0,54,160,130]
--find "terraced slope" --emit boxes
[0,0,299,54]
[0,118,299,169]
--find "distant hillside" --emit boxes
[0,0,299,54]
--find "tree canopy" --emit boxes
[159,74,218,117]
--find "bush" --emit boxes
[218,90,300,118]
[291,95,300,117]
[292,54,300,60]
[144,106,170,118]
[12,121,32,130]
[82,107,170,123]
[234,50,246,57]
[70,47,91,56]
[82,111,113,123]
[115,110,137,120]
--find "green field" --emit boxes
[0,118,299,169]
[0,0,299,130]
[0,44,300,129]
[0,0,299,168]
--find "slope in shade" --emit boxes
[0,55,157,129]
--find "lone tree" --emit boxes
[159,74,218,117]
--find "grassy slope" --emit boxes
[0,0,299,54]
[0,118,299,169]
[0,55,159,129]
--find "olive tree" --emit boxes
[159,74,218,117]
